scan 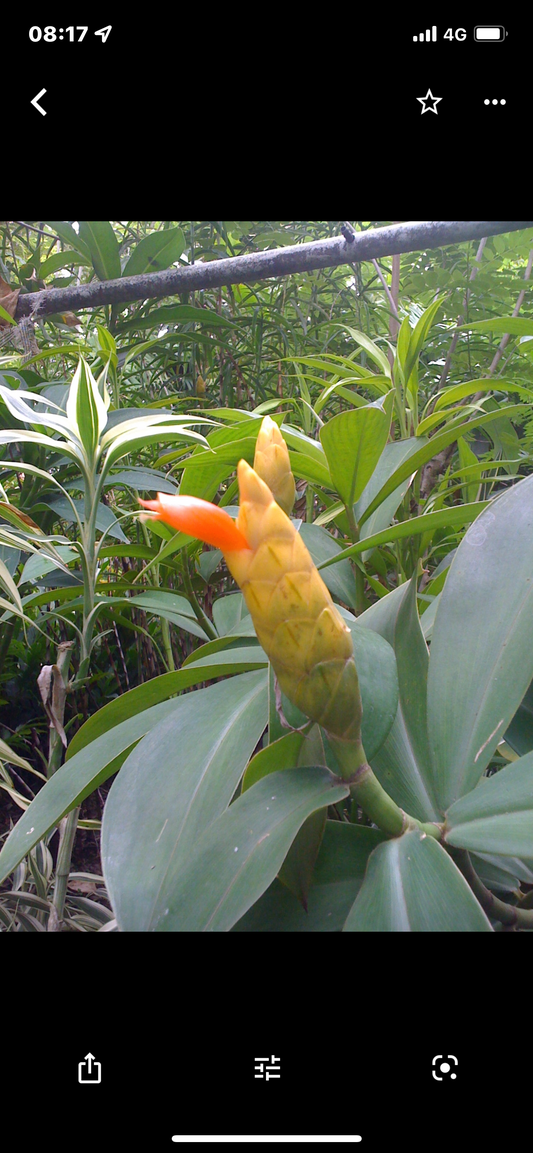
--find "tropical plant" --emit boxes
[2,220,533,932]
[2,416,533,930]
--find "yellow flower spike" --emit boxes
[253,415,296,516]
[140,459,362,746]
[139,464,444,838]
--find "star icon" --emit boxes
[417,88,442,114]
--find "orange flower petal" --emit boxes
[139,493,249,552]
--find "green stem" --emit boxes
[42,642,77,932]
[46,642,75,777]
[451,848,533,930]
[328,734,443,841]
[181,552,217,641]
[345,505,366,615]
[160,616,175,672]
[47,807,80,932]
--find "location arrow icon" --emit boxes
[31,89,47,116]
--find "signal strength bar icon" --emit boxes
[413,27,437,41]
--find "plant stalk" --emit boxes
[47,807,80,932]
[181,552,217,641]
[329,734,442,840]
[450,848,533,930]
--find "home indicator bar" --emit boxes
[171,1140,363,1145]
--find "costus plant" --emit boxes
[2,381,533,931]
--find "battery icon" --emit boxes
[474,26,507,41]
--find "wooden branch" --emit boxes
[15,220,533,321]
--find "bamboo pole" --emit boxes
[15,221,533,320]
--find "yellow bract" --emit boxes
[253,415,296,516]
[226,459,361,741]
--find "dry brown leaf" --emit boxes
[0,276,20,325]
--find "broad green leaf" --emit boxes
[354,437,422,555]
[457,436,480,505]
[395,316,412,385]
[281,423,336,466]
[343,829,492,931]
[196,548,223,582]
[127,590,199,622]
[39,251,90,277]
[212,592,251,636]
[277,809,326,909]
[359,577,440,823]
[427,474,533,811]
[243,727,333,916]
[504,678,533,757]
[19,546,78,586]
[103,408,175,429]
[357,404,528,526]
[44,222,91,259]
[101,671,268,930]
[122,227,185,277]
[0,665,269,885]
[477,397,522,475]
[95,325,117,366]
[242,731,306,792]
[320,394,393,509]
[340,612,399,761]
[288,450,332,489]
[78,221,121,280]
[140,767,349,932]
[445,752,533,857]
[118,304,236,331]
[41,496,128,542]
[174,436,255,471]
[125,591,210,641]
[471,852,523,894]
[103,467,178,494]
[233,822,385,931]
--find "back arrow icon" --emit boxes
[31,89,47,116]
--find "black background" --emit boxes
[13,15,519,153]
[7,955,523,1152]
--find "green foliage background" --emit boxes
[1,220,533,932]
